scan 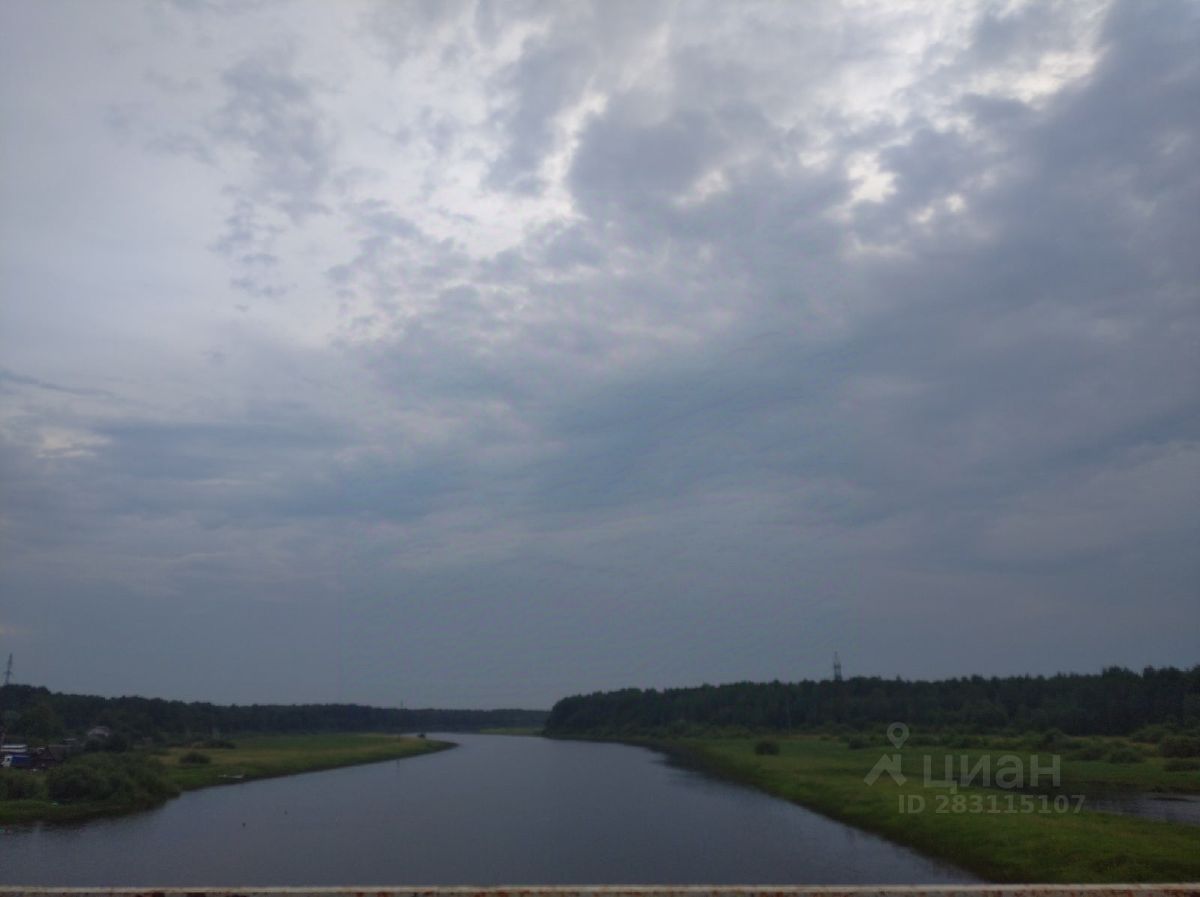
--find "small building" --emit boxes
[29,745,62,769]
[85,725,112,742]
[1,748,31,768]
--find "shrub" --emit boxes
[0,769,48,801]
[1159,735,1200,758]
[1106,747,1144,764]
[1132,724,1172,744]
[1037,728,1081,751]
[845,735,869,749]
[1036,728,1063,748]
[102,733,131,753]
[44,754,178,805]
[1070,743,1107,761]
[1164,758,1200,772]
[178,751,212,765]
[201,739,237,749]
[754,739,780,755]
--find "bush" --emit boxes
[754,739,780,755]
[1037,728,1081,751]
[1164,758,1200,772]
[1106,747,1144,764]
[1159,735,1200,758]
[103,733,131,753]
[201,739,237,749]
[1069,743,1107,761]
[0,769,48,801]
[45,754,178,805]
[1132,724,1172,744]
[845,735,869,749]
[178,751,211,765]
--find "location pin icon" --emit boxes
[887,722,909,749]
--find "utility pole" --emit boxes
[0,654,10,750]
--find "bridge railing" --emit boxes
[2,887,1198,897]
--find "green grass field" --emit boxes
[653,735,1200,883]
[0,733,452,824]
[161,732,452,790]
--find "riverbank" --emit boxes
[611,734,1200,883]
[0,733,452,825]
[477,726,544,736]
[162,732,453,790]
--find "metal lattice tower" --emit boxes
[833,652,843,682]
[2,654,11,687]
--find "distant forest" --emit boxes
[0,684,547,742]
[544,666,1200,737]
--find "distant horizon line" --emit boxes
[4,661,1196,712]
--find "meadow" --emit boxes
[652,734,1200,883]
[0,733,451,824]
[159,732,451,790]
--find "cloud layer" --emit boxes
[1,0,1196,707]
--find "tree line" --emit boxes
[0,683,546,744]
[544,665,1200,737]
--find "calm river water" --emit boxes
[0,733,976,886]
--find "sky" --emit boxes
[0,0,1197,709]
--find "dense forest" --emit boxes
[0,684,546,743]
[545,666,1200,737]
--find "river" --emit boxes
[0,733,975,886]
[1085,790,1200,826]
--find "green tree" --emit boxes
[19,701,64,744]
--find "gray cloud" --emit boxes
[210,52,336,218]
[0,0,1195,707]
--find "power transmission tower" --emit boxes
[2,654,11,687]
[833,651,843,682]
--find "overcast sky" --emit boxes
[1,0,1196,709]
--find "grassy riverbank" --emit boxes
[161,732,452,790]
[0,733,451,825]
[646,735,1200,883]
